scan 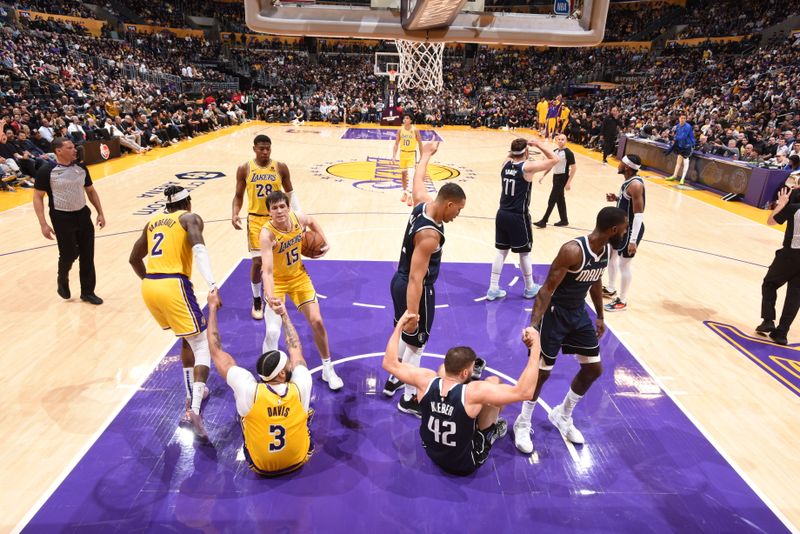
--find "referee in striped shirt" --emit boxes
[33,137,106,305]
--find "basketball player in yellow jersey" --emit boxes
[231,134,297,321]
[392,115,422,207]
[559,104,571,134]
[260,190,344,390]
[206,292,314,476]
[129,185,219,440]
[536,97,549,134]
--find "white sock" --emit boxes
[397,338,408,363]
[561,388,583,418]
[619,256,633,304]
[191,381,205,414]
[402,345,424,400]
[251,282,262,299]
[680,157,690,180]
[490,249,509,289]
[519,252,534,290]
[182,367,193,401]
[322,358,334,374]
[606,252,619,292]
[518,400,536,424]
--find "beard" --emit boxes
[284,368,293,383]
[609,233,624,249]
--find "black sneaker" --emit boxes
[755,320,775,336]
[769,330,788,346]
[489,418,508,444]
[57,276,70,300]
[397,395,422,418]
[470,358,486,382]
[533,220,547,229]
[382,375,403,397]
[251,296,264,320]
[80,294,104,305]
[553,221,569,227]
[602,286,617,298]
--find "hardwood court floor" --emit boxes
[0,123,797,531]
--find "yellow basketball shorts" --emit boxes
[141,274,206,337]
[399,151,416,170]
[546,118,558,135]
[247,213,270,255]
[274,272,317,309]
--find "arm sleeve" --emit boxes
[227,366,258,417]
[290,365,312,412]
[192,243,216,290]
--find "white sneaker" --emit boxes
[486,287,507,301]
[322,365,344,390]
[512,416,534,454]
[548,404,585,444]
[187,410,209,441]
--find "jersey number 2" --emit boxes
[268,424,286,452]
[151,232,165,257]
[503,178,516,197]
[427,417,456,447]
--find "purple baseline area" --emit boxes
[341,128,443,142]
[26,260,786,533]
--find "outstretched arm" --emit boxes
[411,141,439,205]
[523,138,559,176]
[383,311,436,390]
[206,290,237,380]
[268,298,307,368]
[260,229,277,300]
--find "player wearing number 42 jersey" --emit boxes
[383,311,542,475]
[232,135,299,321]
[129,185,219,440]
[206,291,314,476]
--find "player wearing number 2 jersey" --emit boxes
[383,311,542,475]
[486,137,559,301]
[232,135,297,321]
[259,191,343,391]
[129,185,219,441]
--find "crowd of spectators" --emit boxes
[14,0,93,19]
[678,0,799,39]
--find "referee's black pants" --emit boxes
[761,248,800,334]
[51,206,96,295]
[602,138,615,162]
[541,173,568,224]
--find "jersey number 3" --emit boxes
[268,424,286,452]
[427,417,456,447]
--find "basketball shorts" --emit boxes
[141,274,206,337]
[391,272,435,348]
[423,425,496,476]
[247,213,270,256]
[274,272,317,309]
[399,151,416,170]
[676,146,692,158]
[546,118,557,135]
[616,223,644,258]
[537,304,599,367]
[495,209,532,253]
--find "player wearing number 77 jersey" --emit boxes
[383,311,542,475]
[260,190,343,390]
[486,137,559,301]
[232,135,298,321]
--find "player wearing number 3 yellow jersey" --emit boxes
[231,135,297,321]
[260,190,343,391]
[206,292,314,476]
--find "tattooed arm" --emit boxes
[268,298,308,369]
[206,290,238,380]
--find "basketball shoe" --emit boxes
[512,417,533,454]
[523,284,541,299]
[604,298,627,312]
[383,375,403,396]
[322,365,344,390]
[251,296,264,321]
[398,395,422,418]
[489,418,508,445]
[548,404,585,444]
[486,287,507,301]
[602,286,617,298]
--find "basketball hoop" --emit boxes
[394,39,444,93]
[388,69,397,84]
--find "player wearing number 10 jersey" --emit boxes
[232,135,296,321]
[486,137,558,302]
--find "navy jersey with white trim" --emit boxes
[617,177,646,224]
[551,236,609,308]
[397,203,445,285]
[499,160,531,213]
[419,378,476,464]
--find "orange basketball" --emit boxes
[301,229,326,258]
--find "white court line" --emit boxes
[309,352,578,463]
[473,296,487,302]
[13,257,245,534]
[613,335,797,533]
[434,304,449,309]
[509,276,520,287]
[352,302,386,309]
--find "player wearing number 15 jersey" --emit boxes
[232,135,297,321]
[486,137,559,302]
[129,185,219,440]
[259,191,343,391]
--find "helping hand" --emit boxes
[207,289,222,309]
[268,297,287,316]
[399,310,419,334]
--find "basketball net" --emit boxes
[394,39,444,93]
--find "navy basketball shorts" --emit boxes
[424,426,494,476]
[495,209,532,253]
[617,223,644,259]
[390,272,435,348]
[538,304,600,367]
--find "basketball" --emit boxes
[301,229,327,258]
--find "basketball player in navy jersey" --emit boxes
[486,137,559,301]
[513,207,628,454]
[603,154,646,312]
[383,142,467,417]
[383,311,542,475]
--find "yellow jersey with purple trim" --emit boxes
[145,210,191,276]
[267,212,305,281]
[246,159,283,216]
[398,126,418,153]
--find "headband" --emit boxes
[166,189,190,203]
[258,351,288,382]
[510,148,528,155]
[622,156,641,171]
